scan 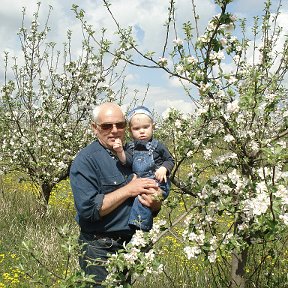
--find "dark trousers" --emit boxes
[78,232,131,287]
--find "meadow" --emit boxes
[0,173,287,287]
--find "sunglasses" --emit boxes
[96,121,126,131]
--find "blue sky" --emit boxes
[1,0,287,116]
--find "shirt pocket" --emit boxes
[100,174,126,194]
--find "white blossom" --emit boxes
[158,57,168,66]
[265,93,276,102]
[276,140,286,149]
[144,249,155,261]
[149,220,166,242]
[236,45,242,52]
[123,247,140,264]
[130,230,147,247]
[279,213,288,225]
[224,23,234,32]
[230,14,237,22]
[175,119,182,128]
[187,150,193,157]
[192,138,201,147]
[176,64,184,74]
[205,215,214,223]
[226,100,239,114]
[222,232,233,245]
[210,51,225,61]
[256,181,267,193]
[187,56,198,64]
[215,152,238,165]
[173,38,183,46]
[238,223,249,231]
[198,34,209,44]
[219,183,232,194]
[243,192,270,217]
[228,76,237,84]
[208,252,217,263]
[184,245,201,259]
[203,148,212,160]
[233,55,241,63]
[228,169,240,184]
[207,21,217,31]
[275,185,288,205]
[195,105,208,117]
[199,82,210,93]
[57,161,67,170]
[188,231,205,245]
[220,37,227,46]
[249,140,259,152]
[224,134,235,142]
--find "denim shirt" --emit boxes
[70,140,134,235]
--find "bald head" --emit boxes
[92,102,124,123]
[91,102,126,149]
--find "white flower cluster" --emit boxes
[203,148,212,160]
[158,57,168,66]
[104,220,167,287]
[183,224,219,263]
[173,38,184,47]
[279,213,288,225]
[186,55,198,65]
[275,185,288,206]
[209,51,225,64]
[199,82,211,94]
[243,191,270,219]
[275,184,288,226]
[183,245,201,259]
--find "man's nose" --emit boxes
[111,125,118,132]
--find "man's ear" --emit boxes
[91,122,98,136]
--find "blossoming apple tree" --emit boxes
[100,0,288,287]
[0,4,128,204]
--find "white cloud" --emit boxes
[0,0,286,115]
[160,99,196,118]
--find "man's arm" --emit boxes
[99,175,159,217]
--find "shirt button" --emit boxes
[114,181,117,184]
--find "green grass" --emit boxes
[0,174,80,287]
[0,174,287,288]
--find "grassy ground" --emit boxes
[0,174,287,287]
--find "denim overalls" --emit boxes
[128,139,170,231]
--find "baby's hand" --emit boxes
[113,138,123,153]
[155,166,167,183]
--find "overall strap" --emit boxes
[147,139,158,154]
[127,141,135,156]
[127,141,135,150]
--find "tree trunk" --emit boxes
[41,182,53,205]
[230,248,248,288]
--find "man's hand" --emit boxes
[125,175,159,198]
[100,175,159,217]
[138,187,163,212]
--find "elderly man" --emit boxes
[70,102,162,287]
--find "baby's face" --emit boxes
[129,114,153,141]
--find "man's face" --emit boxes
[92,106,126,150]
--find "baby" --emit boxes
[113,106,174,231]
